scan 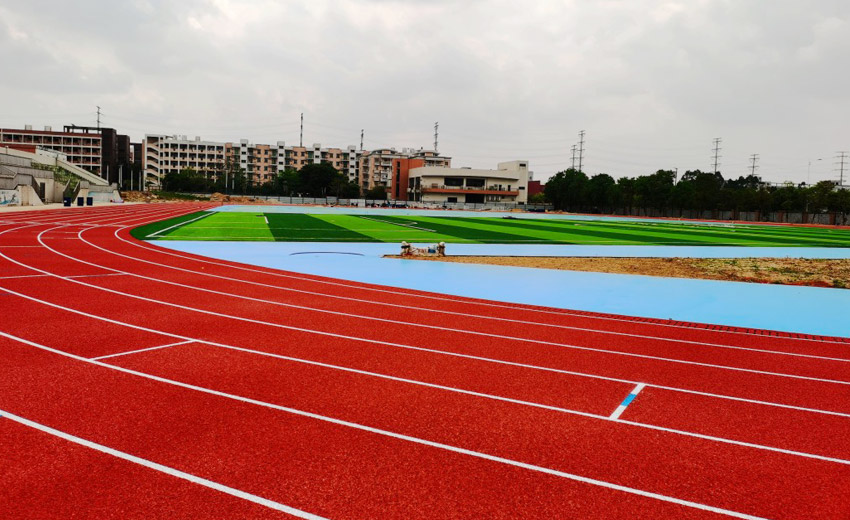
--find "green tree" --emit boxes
[298,163,341,197]
[544,168,588,211]
[365,185,387,200]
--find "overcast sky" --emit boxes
[1,0,848,184]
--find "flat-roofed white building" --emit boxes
[407,160,529,204]
[143,134,226,188]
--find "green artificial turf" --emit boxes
[135,211,850,247]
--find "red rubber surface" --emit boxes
[1,203,849,519]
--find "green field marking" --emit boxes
[449,217,723,245]
[162,212,275,241]
[574,220,850,247]
[130,211,213,240]
[138,210,850,247]
[382,216,554,243]
[267,214,376,242]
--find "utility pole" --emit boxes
[360,129,364,151]
[837,151,849,186]
[570,145,577,170]
[711,138,722,174]
[299,113,303,147]
[577,130,585,173]
[749,153,759,177]
[434,122,439,152]
[96,106,101,130]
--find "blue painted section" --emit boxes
[156,240,850,338]
[620,394,639,407]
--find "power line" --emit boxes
[434,122,439,152]
[570,144,577,170]
[749,153,759,177]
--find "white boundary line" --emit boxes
[2,284,850,465]
[146,211,212,238]
[2,226,849,419]
[0,408,326,519]
[95,229,850,364]
[91,340,194,360]
[0,331,769,520]
[127,224,850,345]
[30,226,850,387]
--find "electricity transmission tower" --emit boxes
[749,154,759,177]
[577,130,585,173]
[836,151,849,186]
[711,138,722,174]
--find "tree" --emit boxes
[365,185,387,200]
[586,173,618,213]
[544,168,588,211]
[298,163,341,197]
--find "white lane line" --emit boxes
[2,290,849,467]
[38,228,850,386]
[98,228,850,364]
[2,240,850,421]
[91,340,194,361]
[146,212,211,238]
[125,227,850,346]
[0,331,769,519]
[66,273,127,279]
[0,409,327,520]
[358,215,436,232]
[610,383,647,420]
[0,274,47,280]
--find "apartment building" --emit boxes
[405,160,529,204]
[0,125,103,176]
[359,148,450,195]
[142,134,226,187]
[278,143,361,181]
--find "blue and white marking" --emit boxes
[610,383,647,420]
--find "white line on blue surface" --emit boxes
[610,383,647,420]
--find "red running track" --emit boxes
[1,203,849,519]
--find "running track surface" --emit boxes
[1,203,849,519]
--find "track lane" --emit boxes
[3,282,847,466]
[114,226,850,354]
[0,334,742,520]
[0,418,300,520]
[63,228,850,383]
[4,205,848,516]
[12,230,850,416]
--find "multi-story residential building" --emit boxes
[142,134,226,187]
[1,125,104,177]
[143,134,365,188]
[405,160,529,204]
[359,148,450,195]
[278,143,361,182]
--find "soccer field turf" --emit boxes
[131,210,850,247]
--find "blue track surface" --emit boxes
[156,240,850,338]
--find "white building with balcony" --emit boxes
[407,160,529,204]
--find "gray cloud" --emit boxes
[1,0,848,183]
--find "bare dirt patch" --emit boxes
[389,255,850,289]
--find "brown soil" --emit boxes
[390,256,850,289]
